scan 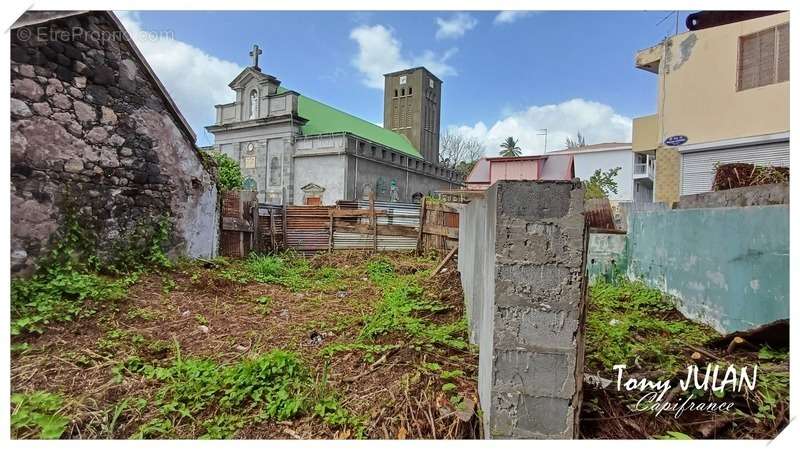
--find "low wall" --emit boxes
[587,231,627,282]
[457,193,489,345]
[677,183,789,209]
[627,205,789,334]
[459,180,587,439]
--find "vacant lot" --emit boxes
[11,251,479,439]
[581,279,789,439]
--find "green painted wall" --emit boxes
[587,232,628,283]
[626,205,789,334]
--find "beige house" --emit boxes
[633,11,789,204]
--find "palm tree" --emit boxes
[565,132,587,149]
[499,137,522,157]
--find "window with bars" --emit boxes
[738,23,789,90]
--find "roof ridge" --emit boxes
[278,86,422,158]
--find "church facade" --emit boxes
[206,46,461,205]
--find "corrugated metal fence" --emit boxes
[218,191,459,258]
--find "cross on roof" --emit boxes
[249,44,262,70]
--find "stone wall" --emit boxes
[460,180,588,439]
[11,11,219,276]
[677,182,789,209]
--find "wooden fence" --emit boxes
[417,198,459,253]
[218,191,459,258]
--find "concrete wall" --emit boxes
[213,124,297,204]
[293,153,347,205]
[627,205,789,334]
[460,180,587,439]
[635,12,789,148]
[587,232,627,282]
[632,114,658,152]
[347,154,457,203]
[457,194,489,345]
[678,182,789,209]
[10,11,219,276]
[660,13,789,145]
[573,150,634,202]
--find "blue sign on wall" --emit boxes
[664,135,688,146]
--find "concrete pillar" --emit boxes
[479,180,588,439]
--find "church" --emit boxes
[206,45,461,205]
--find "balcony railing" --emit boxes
[633,158,655,180]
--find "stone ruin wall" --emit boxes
[10,12,218,276]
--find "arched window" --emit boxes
[249,90,258,119]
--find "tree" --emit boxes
[439,130,485,176]
[499,136,522,157]
[584,167,621,199]
[209,152,244,191]
[565,132,587,149]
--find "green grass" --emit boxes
[218,253,347,292]
[354,259,468,351]
[586,278,715,376]
[11,269,138,335]
[120,347,361,438]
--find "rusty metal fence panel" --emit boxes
[332,201,421,251]
[284,206,332,255]
[221,192,459,257]
[585,198,617,231]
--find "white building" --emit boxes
[548,142,654,203]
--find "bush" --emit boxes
[209,152,244,192]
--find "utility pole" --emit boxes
[537,128,548,153]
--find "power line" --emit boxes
[655,11,675,26]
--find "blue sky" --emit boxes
[118,10,689,153]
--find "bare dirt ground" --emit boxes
[11,251,480,439]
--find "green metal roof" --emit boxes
[278,87,423,159]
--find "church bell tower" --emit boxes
[383,67,441,164]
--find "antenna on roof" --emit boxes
[538,128,548,153]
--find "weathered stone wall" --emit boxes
[677,182,789,209]
[10,12,219,276]
[460,180,587,439]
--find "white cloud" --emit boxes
[449,98,632,156]
[494,11,533,25]
[435,13,477,40]
[116,11,242,144]
[349,24,457,89]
